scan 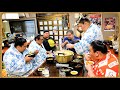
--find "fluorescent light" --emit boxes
[3,20,8,22]
[2,13,19,19]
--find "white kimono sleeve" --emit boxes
[3,54,33,76]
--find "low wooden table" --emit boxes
[29,60,83,78]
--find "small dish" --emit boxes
[85,61,94,65]
[28,54,35,57]
[76,55,83,59]
[70,70,78,75]
[38,68,45,72]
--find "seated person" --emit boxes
[27,34,48,70]
[43,30,56,51]
[61,30,80,53]
[84,40,119,77]
[3,40,10,48]
[3,37,34,77]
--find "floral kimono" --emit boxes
[27,40,47,71]
[74,23,103,55]
[91,51,119,77]
[3,44,33,77]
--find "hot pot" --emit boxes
[54,50,74,63]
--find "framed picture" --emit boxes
[48,21,52,25]
[59,31,63,35]
[59,26,63,30]
[58,20,62,25]
[39,21,43,25]
[49,31,53,35]
[40,26,43,30]
[40,31,44,35]
[55,36,58,40]
[49,26,53,30]
[104,17,116,31]
[44,26,48,30]
[44,21,48,25]
[88,14,101,27]
[53,20,57,25]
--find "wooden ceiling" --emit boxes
[36,13,69,20]
[36,13,68,16]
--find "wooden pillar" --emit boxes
[118,12,120,78]
[0,12,3,77]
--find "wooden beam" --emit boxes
[118,12,120,78]
[0,12,4,78]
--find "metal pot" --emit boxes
[54,50,74,63]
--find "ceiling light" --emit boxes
[2,13,19,19]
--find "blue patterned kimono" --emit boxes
[27,40,47,71]
[3,44,33,77]
[74,23,103,55]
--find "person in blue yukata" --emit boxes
[61,30,80,58]
[27,34,48,71]
[66,17,104,76]
[66,17,103,56]
[3,37,34,77]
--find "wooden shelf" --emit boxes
[37,14,69,44]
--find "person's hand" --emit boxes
[34,50,39,55]
[24,55,34,62]
[55,43,58,47]
[61,40,69,47]
[66,43,74,49]
[85,64,92,71]
[84,53,91,61]
[64,40,69,44]
[85,64,95,77]
[64,40,69,45]
[46,51,51,54]
[87,72,95,77]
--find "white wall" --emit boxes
[69,12,80,37]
